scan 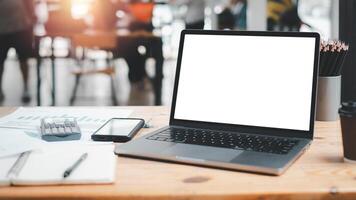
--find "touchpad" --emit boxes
[162,144,242,162]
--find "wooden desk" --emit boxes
[0,107,355,200]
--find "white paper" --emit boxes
[12,144,116,185]
[0,107,132,141]
[0,129,45,158]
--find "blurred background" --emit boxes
[0,0,341,107]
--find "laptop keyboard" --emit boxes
[146,127,299,155]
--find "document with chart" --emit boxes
[0,107,132,141]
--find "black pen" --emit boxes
[63,153,88,178]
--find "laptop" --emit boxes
[115,30,320,175]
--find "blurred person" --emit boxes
[218,0,247,30]
[113,0,163,84]
[111,0,164,104]
[217,8,235,30]
[127,0,154,32]
[279,5,301,31]
[267,0,293,30]
[268,0,305,31]
[279,0,311,31]
[230,0,247,30]
[171,0,205,29]
[123,0,157,84]
[0,0,36,103]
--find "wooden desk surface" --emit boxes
[0,106,355,200]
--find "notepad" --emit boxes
[0,144,116,186]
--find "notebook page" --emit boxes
[12,144,116,185]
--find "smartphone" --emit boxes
[91,118,145,142]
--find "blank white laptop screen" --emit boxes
[174,34,316,131]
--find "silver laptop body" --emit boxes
[116,30,320,175]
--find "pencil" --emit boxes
[336,45,349,75]
[319,40,349,76]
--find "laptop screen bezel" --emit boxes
[169,30,320,139]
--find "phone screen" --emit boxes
[95,119,143,136]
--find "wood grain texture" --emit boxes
[0,106,355,200]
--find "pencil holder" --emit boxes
[316,76,341,121]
